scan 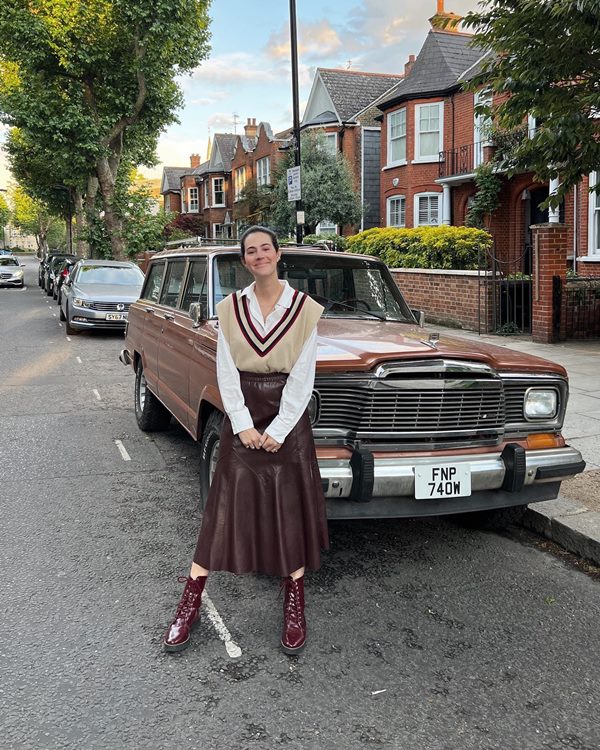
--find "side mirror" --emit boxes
[411,309,425,328]
[189,302,206,327]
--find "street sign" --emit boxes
[287,166,301,202]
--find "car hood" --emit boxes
[74,283,142,301]
[315,318,567,376]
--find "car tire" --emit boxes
[199,410,224,510]
[65,307,80,335]
[59,305,66,321]
[134,361,171,432]
[53,286,58,300]
[457,504,527,530]
[46,283,53,296]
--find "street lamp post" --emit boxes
[289,0,303,244]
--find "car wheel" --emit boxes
[46,282,53,296]
[53,286,58,300]
[134,361,171,432]
[59,304,66,321]
[199,410,223,509]
[65,306,80,335]
[456,504,527,531]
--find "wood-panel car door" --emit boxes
[155,259,192,428]
[137,261,166,395]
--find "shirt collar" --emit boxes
[240,279,295,309]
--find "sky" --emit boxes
[0,0,478,188]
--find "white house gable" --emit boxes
[301,72,339,126]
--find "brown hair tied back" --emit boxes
[239,225,279,258]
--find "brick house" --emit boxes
[377,1,600,279]
[301,67,404,234]
[230,119,290,234]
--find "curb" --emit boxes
[523,497,600,567]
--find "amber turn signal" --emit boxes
[526,433,563,450]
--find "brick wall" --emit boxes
[390,268,490,331]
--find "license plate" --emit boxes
[414,463,471,500]
[106,313,126,321]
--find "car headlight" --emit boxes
[524,388,558,419]
[73,297,91,308]
[12,271,24,278]
[307,391,320,426]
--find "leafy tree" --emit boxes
[233,178,275,228]
[0,0,211,257]
[271,131,362,236]
[0,193,9,246]
[165,212,207,240]
[9,185,65,253]
[463,0,600,206]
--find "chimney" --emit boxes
[244,117,258,139]
[404,54,416,77]
[429,0,462,32]
[190,153,201,168]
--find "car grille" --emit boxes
[87,301,131,312]
[1,272,15,279]
[503,383,527,423]
[316,382,505,436]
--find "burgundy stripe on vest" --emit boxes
[232,290,307,357]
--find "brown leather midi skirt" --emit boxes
[193,372,329,577]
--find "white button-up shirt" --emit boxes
[216,280,318,444]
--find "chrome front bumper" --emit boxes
[318,446,585,500]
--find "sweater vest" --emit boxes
[216,289,323,374]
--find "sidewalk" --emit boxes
[432,325,600,565]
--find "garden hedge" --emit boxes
[345,226,492,270]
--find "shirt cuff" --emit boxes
[229,407,254,435]
[263,416,290,445]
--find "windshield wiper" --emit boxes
[319,297,388,320]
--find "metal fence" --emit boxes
[479,244,532,335]
[562,277,600,339]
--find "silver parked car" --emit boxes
[0,256,25,288]
[60,259,144,335]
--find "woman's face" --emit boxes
[241,231,281,279]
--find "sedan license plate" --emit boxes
[106,313,126,321]
[414,464,471,500]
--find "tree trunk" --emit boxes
[73,189,88,258]
[96,153,125,259]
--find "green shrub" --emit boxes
[345,226,492,270]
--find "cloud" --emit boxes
[190,90,229,107]
[207,112,237,130]
[266,20,343,62]
[191,52,279,85]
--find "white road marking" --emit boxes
[58,323,63,327]
[76,356,82,364]
[114,439,131,461]
[52,313,57,317]
[93,389,102,401]
[66,336,71,341]
[203,594,242,658]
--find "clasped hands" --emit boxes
[238,427,281,453]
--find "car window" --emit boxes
[141,262,165,302]
[213,255,253,303]
[77,265,144,285]
[159,260,187,308]
[180,259,208,312]
[0,257,19,267]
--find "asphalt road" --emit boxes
[1,257,599,750]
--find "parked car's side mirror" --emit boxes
[189,302,206,327]
[411,309,426,328]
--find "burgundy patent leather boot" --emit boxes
[280,575,306,655]
[163,575,207,653]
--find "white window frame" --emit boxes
[414,102,443,163]
[188,187,199,213]
[386,108,406,167]
[386,195,406,227]
[234,167,246,201]
[323,132,337,155]
[588,171,600,257]
[256,156,271,186]
[203,179,209,208]
[212,177,225,207]
[474,90,493,168]
[213,223,223,239]
[414,192,441,226]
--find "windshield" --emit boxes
[213,252,413,322]
[0,257,18,267]
[76,265,144,285]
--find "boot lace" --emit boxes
[280,577,302,625]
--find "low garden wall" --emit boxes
[390,268,491,332]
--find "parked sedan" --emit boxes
[0,256,25,288]
[60,259,144,335]
[39,252,74,290]
[53,257,78,303]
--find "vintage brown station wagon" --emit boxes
[120,243,585,526]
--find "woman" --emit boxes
[163,226,329,655]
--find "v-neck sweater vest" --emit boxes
[216,290,323,373]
